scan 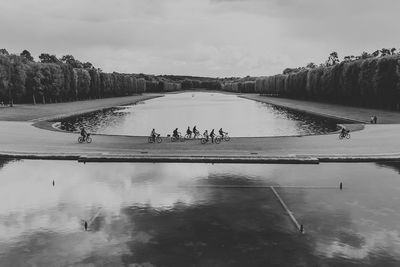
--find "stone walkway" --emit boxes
[240,95,400,124]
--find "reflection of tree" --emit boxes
[376,162,400,174]
[58,107,129,133]
[268,104,341,134]
[0,158,15,170]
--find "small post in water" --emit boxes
[300,224,304,233]
[340,182,343,190]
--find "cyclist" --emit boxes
[210,129,215,143]
[193,126,199,138]
[340,127,349,138]
[203,129,209,142]
[80,127,88,140]
[186,126,192,138]
[173,128,179,138]
[150,128,158,142]
[219,128,226,139]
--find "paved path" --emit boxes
[0,94,162,121]
[1,93,400,163]
[241,95,400,124]
[1,121,400,163]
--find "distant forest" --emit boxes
[1,48,400,110]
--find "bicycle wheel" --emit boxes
[224,135,230,141]
[201,138,207,144]
[338,134,343,140]
[171,136,177,142]
[86,137,92,143]
[157,136,163,143]
[148,137,154,143]
[346,133,351,139]
[184,134,191,140]
[215,137,221,144]
[78,136,84,143]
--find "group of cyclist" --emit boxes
[150,126,227,143]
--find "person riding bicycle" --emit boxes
[150,128,158,142]
[186,126,192,138]
[340,127,349,137]
[203,130,209,142]
[80,127,88,140]
[210,129,215,143]
[173,128,179,138]
[219,128,226,138]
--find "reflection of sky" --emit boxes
[1,160,400,265]
[59,92,339,137]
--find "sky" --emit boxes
[0,0,399,77]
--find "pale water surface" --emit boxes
[57,92,340,137]
[1,159,400,266]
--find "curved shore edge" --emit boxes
[35,91,365,137]
[2,92,400,164]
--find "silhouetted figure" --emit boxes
[300,224,304,233]
[340,182,343,190]
[52,180,55,186]
[210,129,215,143]
[373,116,377,124]
[84,221,88,231]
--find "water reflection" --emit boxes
[56,92,340,137]
[1,160,400,266]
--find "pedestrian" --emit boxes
[370,116,374,124]
[84,221,88,231]
[373,116,377,124]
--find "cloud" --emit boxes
[0,0,399,76]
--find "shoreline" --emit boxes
[1,92,400,163]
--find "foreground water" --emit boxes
[57,92,340,137]
[1,159,400,266]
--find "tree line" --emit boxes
[0,49,148,105]
[2,47,400,111]
[255,51,400,110]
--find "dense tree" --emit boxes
[82,62,93,69]
[20,50,34,61]
[0,49,9,55]
[306,62,317,69]
[39,53,59,63]
[60,55,83,68]
[326,52,340,66]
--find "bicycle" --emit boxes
[184,133,193,140]
[338,131,350,139]
[201,135,221,144]
[78,133,92,143]
[193,131,201,139]
[148,134,162,143]
[219,132,230,142]
[171,132,185,142]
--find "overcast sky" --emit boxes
[0,0,399,77]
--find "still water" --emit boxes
[57,92,340,137]
[1,159,400,266]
